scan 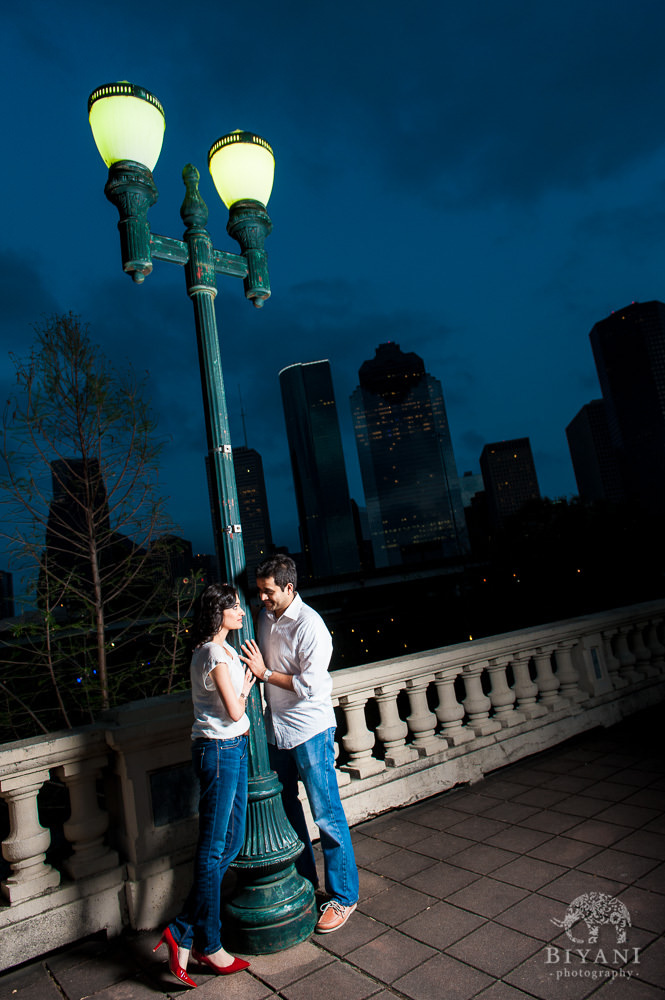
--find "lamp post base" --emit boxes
[224,866,316,954]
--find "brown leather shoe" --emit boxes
[315,900,357,933]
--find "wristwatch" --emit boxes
[263,668,273,682]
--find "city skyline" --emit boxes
[3,2,665,563]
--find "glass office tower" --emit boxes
[279,360,359,580]
[351,342,468,568]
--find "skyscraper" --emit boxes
[279,361,359,580]
[232,446,274,577]
[480,438,540,531]
[589,300,665,514]
[351,342,468,567]
[566,400,624,504]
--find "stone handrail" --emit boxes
[0,598,664,969]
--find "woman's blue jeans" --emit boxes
[268,727,359,907]
[169,734,248,955]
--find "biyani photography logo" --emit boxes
[544,892,641,984]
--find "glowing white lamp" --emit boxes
[208,131,274,208]
[88,82,165,170]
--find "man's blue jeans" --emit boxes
[268,727,359,907]
[169,734,248,954]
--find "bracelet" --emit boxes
[239,693,247,700]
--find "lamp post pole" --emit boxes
[89,84,315,953]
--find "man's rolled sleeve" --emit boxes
[291,618,333,700]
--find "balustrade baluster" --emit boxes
[601,629,625,689]
[645,619,665,674]
[405,676,441,755]
[0,771,60,903]
[433,670,474,746]
[614,626,641,685]
[511,652,548,719]
[374,683,419,766]
[532,646,568,710]
[487,658,525,727]
[55,757,119,879]
[554,641,586,705]
[338,693,385,778]
[462,662,501,737]
[631,622,658,678]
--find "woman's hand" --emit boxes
[240,639,267,679]
[241,667,256,699]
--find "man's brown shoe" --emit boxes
[315,900,357,933]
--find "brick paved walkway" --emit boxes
[1,706,663,1000]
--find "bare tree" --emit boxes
[0,313,181,722]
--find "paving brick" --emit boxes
[486,826,552,852]
[244,940,333,990]
[577,848,660,884]
[394,952,493,1000]
[593,803,662,829]
[561,818,628,846]
[446,876,529,918]
[446,920,542,977]
[495,891,565,942]
[612,829,665,859]
[364,847,435,881]
[279,959,380,1000]
[402,860,478,898]
[447,842,519,875]
[398,900,485,949]
[521,810,580,835]
[444,816,510,842]
[616,885,665,933]
[493,854,567,891]
[550,795,613,818]
[636,935,665,989]
[346,928,436,983]
[313,912,387,957]
[527,836,602,867]
[482,802,541,825]
[504,948,604,998]
[409,830,476,861]
[0,963,62,1000]
[359,881,435,925]
[400,803,470,830]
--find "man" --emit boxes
[240,554,359,933]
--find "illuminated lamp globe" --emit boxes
[208,131,274,208]
[88,82,165,170]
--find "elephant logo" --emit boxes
[551,892,631,944]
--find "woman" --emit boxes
[154,583,256,988]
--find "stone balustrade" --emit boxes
[1,598,664,970]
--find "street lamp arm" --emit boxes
[150,234,248,279]
[213,249,250,279]
[150,233,188,266]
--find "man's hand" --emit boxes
[240,639,268,680]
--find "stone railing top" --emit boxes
[330,598,665,696]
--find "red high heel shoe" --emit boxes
[191,949,250,975]
[153,927,198,988]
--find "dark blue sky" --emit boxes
[3,0,665,562]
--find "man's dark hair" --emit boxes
[190,582,238,649]
[256,554,297,590]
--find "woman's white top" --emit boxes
[190,641,249,740]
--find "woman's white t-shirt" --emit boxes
[190,641,249,740]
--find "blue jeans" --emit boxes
[169,734,248,954]
[269,727,358,907]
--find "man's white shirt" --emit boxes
[258,593,336,749]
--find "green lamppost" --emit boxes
[88,82,315,953]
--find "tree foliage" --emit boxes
[0,313,194,735]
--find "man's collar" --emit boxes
[270,591,302,623]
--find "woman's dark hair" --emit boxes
[190,583,238,649]
[255,554,297,590]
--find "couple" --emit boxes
[154,554,359,988]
